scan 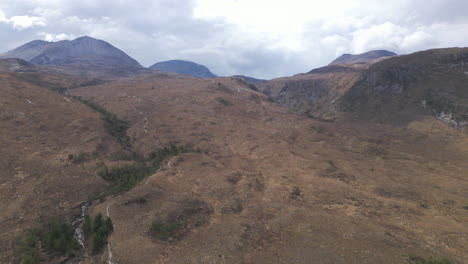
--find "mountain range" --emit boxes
[0,36,467,264]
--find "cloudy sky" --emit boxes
[1,0,467,79]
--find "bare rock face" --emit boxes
[340,48,468,127]
[149,60,216,78]
[1,36,142,67]
[329,50,396,65]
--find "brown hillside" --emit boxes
[340,48,468,127]
[66,73,468,264]
[0,72,124,262]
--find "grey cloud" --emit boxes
[1,0,467,79]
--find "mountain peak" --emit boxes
[1,36,141,68]
[329,50,397,65]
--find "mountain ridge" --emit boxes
[329,50,397,66]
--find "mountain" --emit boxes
[329,50,397,65]
[1,36,149,79]
[259,48,468,126]
[231,75,267,84]
[149,59,216,78]
[2,36,141,67]
[339,48,468,126]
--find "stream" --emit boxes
[72,202,89,248]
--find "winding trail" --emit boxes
[106,202,114,264]
[132,95,166,151]
[132,96,150,134]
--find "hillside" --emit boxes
[0,70,125,262]
[339,48,468,127]
[70,69,467,264]
[257,62,369,120]
[260,48,468,125]
[149,60,216,78]
[0,46,467,264]
[329,50,397,65]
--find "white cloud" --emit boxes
[0,9,7,23]
[0,9,47,30]
[9,15,46,30]
[401,31,437,52]
[321,35,351,57]
[38,32,73,41]
[351,22,406,53]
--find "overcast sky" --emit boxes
[1,0,467,79]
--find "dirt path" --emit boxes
[132,96,149,134]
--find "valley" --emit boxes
[0,37,467,264]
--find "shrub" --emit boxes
[82,213,113,254]
[98,163,154,194]
[99,145,196,194]
[19,220,79,263]
[216,97,232,106]
[68,152,92,164]
[407,254,451,264]
[221,198,243,214]
[109,151,133,161]
[125,197,147,205]
[291,187,301,198]
[83,215,92,237]
[43,220,79,254]
[20,232,40,264]
[150,220,184,241]
[72,96,131,148]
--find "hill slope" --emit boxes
[70,71,468,264]
[149,60,216,78]
[329,50,396,65]
[0,70,127,262]
[339,48,468,127]
[0,47,467,264]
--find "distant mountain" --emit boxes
[231,75,267,84]
[1,36,142,67]
[0,36,148,79]
[329,50,396,65]
[149,60,216,78]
